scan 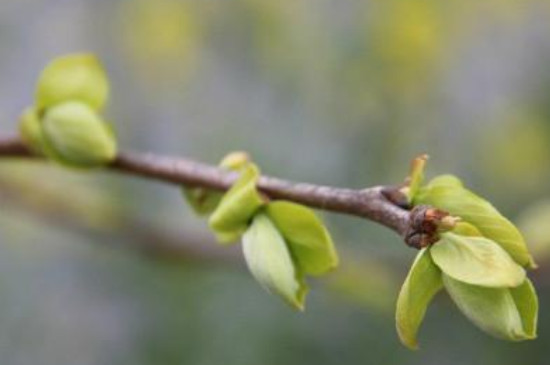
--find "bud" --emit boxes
[402,154,428,201]
[41,101,117,167]
[414,174,536,268]
[18,107,46,154]
[35,53,109,111]
[183,151,251,217]
[219,151,250,170]
[209,164,265,241]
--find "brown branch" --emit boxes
[0,133,415,242]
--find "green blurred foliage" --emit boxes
[1,0,550,364]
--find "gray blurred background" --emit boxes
[0,0,550,364]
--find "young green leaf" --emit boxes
[414,176,535,268]
[404,154,428,201]
[510,278,538,339]
[183,188,223,216]
[423,174,463,188]
[183,151,250,216]
[242,213,307,310]
[265,201,338,275]
[396,249,442,350]
[18,107,47,154]
[35,53,109,111]
[451,221,483,237]
[443,275,534,341]
[208,164,264,241]
[41,101,117,167]
[431,233,525,288]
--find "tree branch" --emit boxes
[0,133,413,240]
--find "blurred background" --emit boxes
[0,0,550,364]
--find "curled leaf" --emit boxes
[218,151,250,170]
[183,188,223,216]
[414,175,535,268]
[265,201,338,275]
[242,213,307,310]
[208,164,264,242]
[41,101,117,167]
[443,275,536,341]
[396,249,442,350]
[510,278,538,339]
[404,154,428,201]
[431,233,525,288]
[36,53,109,111]
[183,151,250,216]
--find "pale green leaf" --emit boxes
[431,233,525,288]
[451,222,483,237]
[396,249,442,350]
[41,101,117,167]
[36,53,109,111]
[510,278,538,339]
[423,174,463,188]
[443,274,533,341]
[242,213,307,310]
[208,164,264,241]
[414,176,535,268]
[405,154,428,201]
[265,201,338,275]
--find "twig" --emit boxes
[0,134,415,242]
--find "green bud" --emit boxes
[396,248,442,350]
[414,175,536,268]
[403,154,428,201]
[35,53,109,111]
[242,213,307,310]
[208,164,265,243]
[431,233,525,288]
[18,107,47,154]
[183,151,250,216]
[218,151,250,170]
[265,201,338,275]
[443,274,536,341]
[41,101,117,167]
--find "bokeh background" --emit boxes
[0,0,550,364]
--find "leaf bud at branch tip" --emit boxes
[401,153,429,202]
[438,215,461,231]
[404,205,452,249]
[219,151,250,170]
